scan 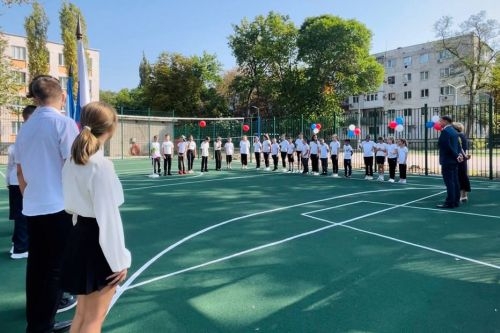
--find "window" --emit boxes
[386,59,396,68]
[440,67,454,78]
[387,76,395,84]
[438,50,452,60]
[352,96,359,103]
[14,71,26,84]
[58,53,65,66]
[365,93,378,101]
[11,46,27,60]
[419,53,429,64]
[420,71,429,80]
[388,93,396,101]
[420,89,429,98]
[59,77,69,89]
[403,56,412,66]
[403,108,412,117]
[376,56,385,65]
[12,121,23,135]
[387,109,396,117]
[404,91,412,99]
[403,73,412,82]
[440,86,454,95]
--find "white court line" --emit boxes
[340,224,500,270]
[110,187,438,303]
[123,173,274,191]
[125,190,442,290]
[361,200,500,219]
[303,201,500,271]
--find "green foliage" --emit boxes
[297,15,384,115]
[24,1,49,78]
[434,11,500,135]
[59,1,88,93]
[142,51,226,116]
[0,35,21,107]
[138,52,151,88]
[100,88,146,111]
[228,13,383,119]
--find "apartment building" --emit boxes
[346,34,488,139]
[0,32,100,146]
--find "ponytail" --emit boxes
[71,126,100,165]
[70,101,117,165]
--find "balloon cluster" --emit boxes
[347,124,361,137]
[425,115,443,131]
[199,120,206,128]
[388,116,405,132]
[242,124,250,132]
[310,123,322,134]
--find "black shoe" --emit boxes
[436,203,455,209]
[52,320,72,332]
[57,295,77,313]
[168,173,172,176]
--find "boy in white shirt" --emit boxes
[374,136,387,181]
[319,138,330,175]
[239,136,250,169]
[360,135,375,179]
[397,138,409,183]
[386,137,398,183]
[253,136,262,169]
[177,135,187,174]
[161,134,174,176]
[301,138,310,174]
[224,137,234,169]
[214,137,222,171]
[329,134,340,177]
[309,134,319,175]
[287,138,295,173]
[270,138,280,171]
[262,134,271,170]
[295,133,304,172]
[343,139,354,178]
[186,135,196,173]
[150,135,161,175]
[200,137,210,172]
[279,135,288,171]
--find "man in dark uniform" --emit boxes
[437,115,463,208]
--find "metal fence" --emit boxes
[0,103,497,179]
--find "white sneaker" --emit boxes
[398,179,407,184]
[388,179,395,183]
[364,175,369,180]
[368,176,374,180]
[9,246,14,254]
[377,176,384,182]
[333,173,339,177]
[265,167,270,171]
[11,251,28,259]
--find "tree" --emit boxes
[0,34,21,108]
[434,11,500,135]
[228,12,299,117]
[139,52,151,88]
[297,15,384,116]
[59,1,88,93]
[24,1,49,79]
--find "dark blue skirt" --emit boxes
[61,216,113,295]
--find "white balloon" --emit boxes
[313,128,319,134]
[348,124,356,131]
[431,115,440,123]
[395,124,404,132]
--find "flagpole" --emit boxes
[75,15,90,123]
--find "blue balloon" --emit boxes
[348,130,355,137]
[396,117,404,125]
[311,123,317,130]
[425,121,434,129]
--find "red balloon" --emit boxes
[354,128,361,135]
[389,121,397,129]
[433,122,442,131]
[242,124,250,132]
[316,123,322,130]
[199,120,206,128]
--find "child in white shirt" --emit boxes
[343,139,353,178]
[397,138,409,183]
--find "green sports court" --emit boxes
[1,158,500,332]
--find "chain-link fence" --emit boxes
[1,103,498,179]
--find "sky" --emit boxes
[1,0,499,92]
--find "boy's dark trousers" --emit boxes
[163,154,172,175]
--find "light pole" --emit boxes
[447,83,465,107]
[251,105,260,139]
